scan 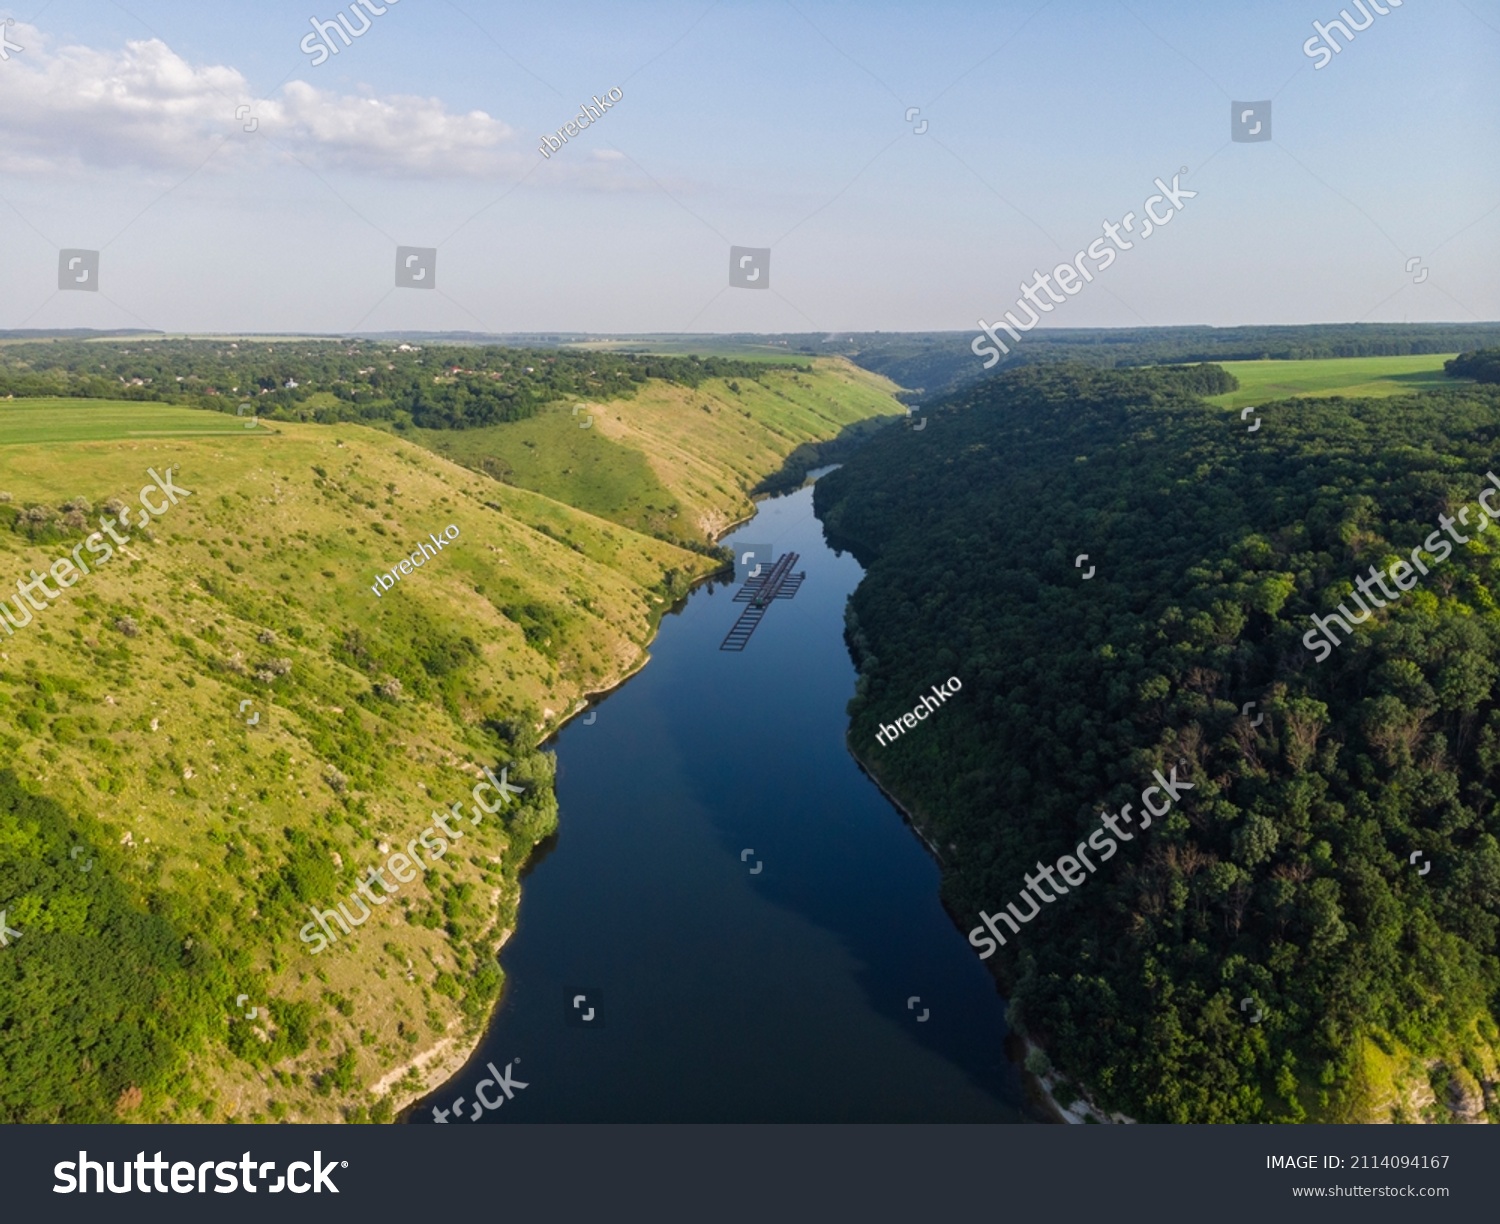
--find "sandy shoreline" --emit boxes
[1019,1032,1134,1125]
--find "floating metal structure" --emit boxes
[719,552,806,651]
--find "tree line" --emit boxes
[0,339,802,431]
[816,362,1500,1122]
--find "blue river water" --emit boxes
[410,474,1039,1123]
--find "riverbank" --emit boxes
[385,495,787,1119]
[1019,1033,1135,1125]
[845,728,1133,1126]
[405,470,1025,1123]
[844,738,949,866]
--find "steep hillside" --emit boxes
[0,358,904,1122]
[816,363,1500,1124]
[412,357,902,542]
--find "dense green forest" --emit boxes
[0,338,798,431]
[1447,349,1500,385]
[816,363,1500,1122]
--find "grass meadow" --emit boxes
[0,397,262,445]
[1203,354,1459,410]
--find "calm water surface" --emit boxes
[412,474,1037,1122]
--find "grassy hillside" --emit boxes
[0,357,904,1122]
[412,358,903,542]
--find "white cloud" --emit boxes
[264,81,516,177]
[0,24,629,184]
[0,26,247,172]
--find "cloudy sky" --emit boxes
[1,0,1496,335]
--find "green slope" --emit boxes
[0,356,905,1122]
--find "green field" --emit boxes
[564,337,812,360]
[1201,354,1460,409]
[412,359,904,543]
[0,397,259,445]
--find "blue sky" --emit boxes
[1,0,1495,334]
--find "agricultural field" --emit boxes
[563,336,810,360]
[0,397,261,445]
[1201,354,1459,410]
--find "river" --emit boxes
[410,472,1039,1123]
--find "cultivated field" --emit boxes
[1202,355,1459,410]
[0,397,259,445]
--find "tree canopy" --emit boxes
[817,361,1500,1122]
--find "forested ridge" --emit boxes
[816,363,1500,1122]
